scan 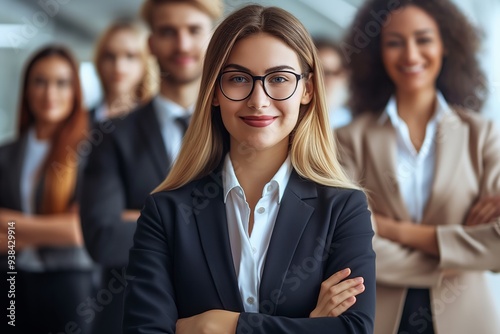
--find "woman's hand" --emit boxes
[176,310,239,334]
[466,196,500,226]
[310,268,365,318]
[0,208,26,253]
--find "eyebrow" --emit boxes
[223,64,297,73]
[383,28,436,37]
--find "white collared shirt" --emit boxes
[93,102,109,122]
[153,95,192,164]
[20,128,50,214]
[380,92,451,223]
[223,154,292,312]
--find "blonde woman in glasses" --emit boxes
[123,5,376,334]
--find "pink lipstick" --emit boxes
[240,116,277,127]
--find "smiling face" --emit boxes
[27,55,75,127]
[381,5,444,95]
[213,32,312,155]
[148,2,213,85]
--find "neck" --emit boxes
[35,122,58,140]
[229,142,289,194]
[105,93,137,117]
[160,78,200,109]
[395,87,437,124]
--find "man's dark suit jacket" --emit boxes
[81,100,169,267]
[124,169,376,334]
[80,100,170,333]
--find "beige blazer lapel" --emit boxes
[365,118,411,221]
[422,111,468,224]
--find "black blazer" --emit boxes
[124,170,376,334]
[80,100,170,268]
[0,132,85,213]
[0,132,91,271]
[0,134,28,212]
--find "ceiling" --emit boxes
[0,0,364,59]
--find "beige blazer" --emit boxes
[336,108,500,334]
[438,220,500,271]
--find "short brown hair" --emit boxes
[141,0,223,29]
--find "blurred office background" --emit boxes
[1,0,499,309]
[1,0,500,143]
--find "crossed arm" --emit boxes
[0,206,83,253]
[176,268,365,334]
[124,191,375,334]
[374,195,500,258]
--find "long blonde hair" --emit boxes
[94,20,158,104]
[155,5,356,192]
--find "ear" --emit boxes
[300,73,314,105]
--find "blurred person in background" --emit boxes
[80,1,223,333]
[0,45,93,334]
[91,20,158,122]
[337,0,500,333]
[313,37,351,129]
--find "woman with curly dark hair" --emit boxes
[336,0,500,333]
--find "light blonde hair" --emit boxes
[94,20,158,104]
[141,0,223,29]
[155,5,357,192]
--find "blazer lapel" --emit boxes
[365,119,410,220]
[192,173,244,311]
[422,111,467,223]
[6,134,28,211]
[137,101,171,178]
[259,171,316,315]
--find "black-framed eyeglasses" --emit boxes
[218,70,307,101]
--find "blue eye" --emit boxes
[271,76,286,83]
[230,76,249,84]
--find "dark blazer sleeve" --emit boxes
[123,195,177,334]
[123,189,375,334]
[80,129,136,267]
[237,190,375,334]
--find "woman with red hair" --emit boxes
[0,45,93,334]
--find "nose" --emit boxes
[113,57,128,76]
[404,39,420,64]
[247,79,270,109]
[46,82,58,101]
[176,30,192,52]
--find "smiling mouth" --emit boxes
[400,65,425,74]
[240,116,277,128]
[173,56,195,65]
